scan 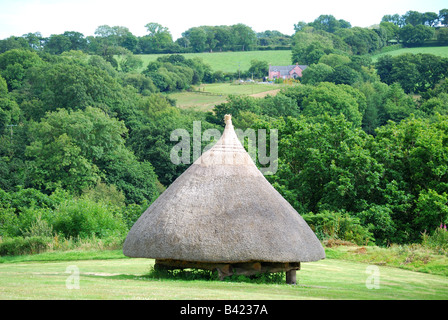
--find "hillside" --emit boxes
[136,50,293,73]
[371,46,448,61]
[136,46,448,74]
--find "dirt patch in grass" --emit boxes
[249,89,281,98]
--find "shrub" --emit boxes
[0,236,50,256]
[355,205,396,246]
[51,198,127,239]
[121,202,147,229]
[421,226,448,255]
[0,207,19,237]
[303,210,374,245]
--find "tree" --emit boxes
[436,28,448,44]
[45,34,72,54]
[248,59,269,79]
[301,82,364,127]
[300,63,334,85]
[93,25,137,56]
[0,49,44,90]
[213,26,233,51]
[231,24,257,51]
[381,14,405,27]
[403,10,424,26]
[440,9,448,26]
[310,15,344,33]
[20,58,140,120]
[293,21,307,32]
[129,98,219,186]
[188,27,207,52]
[379,82,416,124]
[145,22,169,36]
[259,115,383,215]
[422,12,439,27]
[399,24,434,45]
[292,29,336,64]
[369,115,448,242]
[119,53,143,72]
[318,53,351,68]
[327,65,361,85]
[379,22,400,42]
[340,27,383,54]
[376,53,448,94]
[142,22,173,53]
[0,36,30,54]
[22,32,44,51]
[25,107,160,203]
[62,31,88,51]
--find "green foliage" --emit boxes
[369,116,448,242]
[303,211,373,245]
[301,63,334,85]
[22,59,135,120]
[263,115,382,214]
[142,54,211,92]
[51,198,127,239]
[355,205,396,246]
[128,99,220,186]
[1,10,448,252]
[375,53,448,93]
[1,187,129,242]
[301,82,364,126]
[421,227,448,255]
[120,202,147,229]
[248,59,269,78]
[0,236,51,256]
[25,107,124,193]
[414,189,448,233]
[399,25,434,45]
[119,54,143,72]
[0,49,43,90]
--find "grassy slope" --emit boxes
[371,46,448,62]
[136,50,293,73]
[1,248,447,300]
[169,83,287,111]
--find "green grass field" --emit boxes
[134,46,448,74]
[136,50,293,73]
[371,46,448,61]
[1,246,447,300]
[168,82,288,111]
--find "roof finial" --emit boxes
[224,114,232,125]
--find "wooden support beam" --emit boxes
[155,259,301,282]
[286,269,297,285]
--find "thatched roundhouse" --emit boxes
[123,115,325,283]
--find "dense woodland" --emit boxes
[1,9,448,254]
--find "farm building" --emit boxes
[269,64,308,79]
[123,115,325,284]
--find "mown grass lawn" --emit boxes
[1,249,447,300]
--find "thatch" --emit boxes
[123,115,325,265]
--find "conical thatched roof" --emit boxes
[123,115,325,264]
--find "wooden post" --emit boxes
[286,270,297,285]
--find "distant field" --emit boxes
[371,46,448,61]
[136,50,293,73]
[169,82,289,111]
